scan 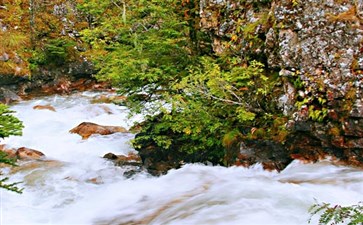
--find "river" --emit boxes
[1,92,362,225]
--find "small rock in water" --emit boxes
[103,152,142,167]
[103,152,118,160]
[103,152,143,178]
[16,147,45,160]
[33,104,56,112]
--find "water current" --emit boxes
[1,92,362,225]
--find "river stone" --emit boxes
[16,147,45,160]
[103,152,142,167]
[69,122,128,139]
[33,104,56,112]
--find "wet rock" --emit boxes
[103,152,118,160]
[287,134,328,163]
[91,95,127,105]
[10,160,63,174]
[134,134,186,176]
[16,147,45,160]
[103,152,143,178]
[38,77,72,94]
[235,140,292,171]
[15,160,64,186]
[69,122,128,139]
[33,104,56,112]
[86,177,103,184]
[67,59,95,78]
[0,87,22,104]
[103,152,142,167]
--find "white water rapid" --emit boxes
[1,92,362,225]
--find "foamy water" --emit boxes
[1,92,362,225]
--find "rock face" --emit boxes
[0,87,22,104]
[0,0,105,101]
[69,122,128,139]
[197,0,363,169]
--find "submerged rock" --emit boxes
[10,159,63,175]
[103,152,143,178]
[69,122,128,139]
[33,104,56,112]
[103,152,142,167]
[91,95,127,105]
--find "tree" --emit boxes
[0,104,24,193]
[78,0,204,112]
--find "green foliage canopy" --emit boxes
[79,0,197,112]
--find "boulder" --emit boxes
[69,122,128,139]
[16,147,45,160]
[33,104,56,112]
[235,140,293,172]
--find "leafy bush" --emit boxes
[133,56,282,165]
[309,202,363,225]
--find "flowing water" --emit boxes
[1,92,362,225]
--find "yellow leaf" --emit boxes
[183,127,192,135]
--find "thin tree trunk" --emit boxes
[29,0,35,49]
